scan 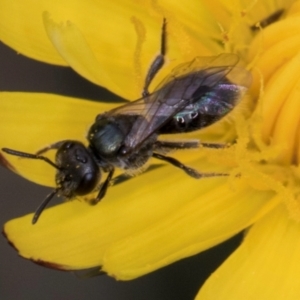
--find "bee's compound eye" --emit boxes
[75,172,99,195]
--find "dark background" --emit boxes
[0,41,242,300]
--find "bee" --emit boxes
[2,20,251,224]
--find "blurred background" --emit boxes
[0,41,243,300]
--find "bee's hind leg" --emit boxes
[154,140,229,152]
[154,140,200,152]
[142,18,167,97]
[201,142,230,149]
[152,152,228,179]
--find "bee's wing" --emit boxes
[154,53,241,91]
[107,53,251,152]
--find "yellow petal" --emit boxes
[218,0,294,26]
[0,92,116,186]
[249,15,300,60]
[2,91,256,274]
[158,0,223,54]
[0,0,216,99]
[197,204,300,300]
[249,35,300,99]
[247,8,300,164]
[42,12,124,97]
[248,4,300,98]
[101,182,278,280]
[1,157,229,269]
[202,0,294,57]
[261,52,300,138]
[3,141,277,272]
[0,0,198,65]
[271,74,300,164]
[0,0,65,65]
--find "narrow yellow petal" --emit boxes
[197,205,300,300]
[0,92,116,185]
[249,15,300,59]
[260,52,300,143]
[0,0,66,65]
[297,123,300,164]
[247,9,300,164]
[287,0,300,16]
[249,35,300,98]
[43,12,124,97]
[271,75,300,164]
[101,183,278,280]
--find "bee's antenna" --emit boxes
[32,189,59,224]
[1,148,61,224]
[2,148,60,170]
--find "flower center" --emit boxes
[241,2,300,221]
[249,3,300,166]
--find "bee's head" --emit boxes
[2,141,101,224]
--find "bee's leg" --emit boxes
[36,140,73,155]
[142,18,167,97]
[201,142,229,149]
[155,140,200,151]
[110,172,131,185]
[153,152,228,179]
[154,140,228,153]
[91,167,115,205]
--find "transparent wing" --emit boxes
[172,65,251,120]
[154,53,240,91]
[105,53,251,152]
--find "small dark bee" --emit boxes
[2,20,251,224]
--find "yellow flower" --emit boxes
[1,0,300,299]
